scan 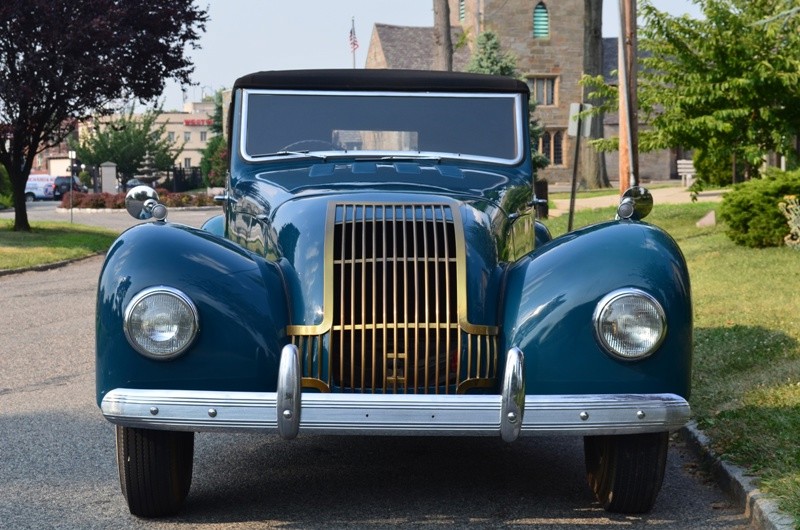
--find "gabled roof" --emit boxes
[371,23,471,71]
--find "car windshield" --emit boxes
[241,90,523,164]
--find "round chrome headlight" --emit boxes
[124,287,199,360]
[593,289,666,360]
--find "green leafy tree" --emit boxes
[199,89,228,187]
[200,135,227,188]
[584,0,800,185]
[72,106,182,185]
[0,0,207,231]
[209,89,226,136]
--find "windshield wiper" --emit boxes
[251,150,328,160]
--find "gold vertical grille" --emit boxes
[290,202,498,394]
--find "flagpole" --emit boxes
[350,17,357,69]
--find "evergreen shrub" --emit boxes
[719,168,800,247]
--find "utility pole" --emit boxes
[433,0,453,71]
[618,0,638,192]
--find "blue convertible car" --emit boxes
[96,69,691,517]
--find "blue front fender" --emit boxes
[501,221,692,398]
[96,222,290,406]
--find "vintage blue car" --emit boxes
[96,69,692,517]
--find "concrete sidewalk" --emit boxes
[549,183,726,217]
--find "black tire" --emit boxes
[584,431,669,514]
[116,426,194,517]
[25,193,35,203]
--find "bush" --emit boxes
[719,168,800,247]
[59,190,214,209]
[693,148,742,188]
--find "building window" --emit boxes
[167,132,175,142]
[200,131,207,142]
[459,0,466,21]
[540,131,551,161]
[535,129,566,166]
[533,2,549,39]
[527,77,556,106]
[552,131,564,165]
[184,157,192,168]
[184,131,191,142]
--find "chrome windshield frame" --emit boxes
[239,89,527,166]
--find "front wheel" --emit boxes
[584,432,669,514]
[116,426,194,517]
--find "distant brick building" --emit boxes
[34,99,216,188]
[367,0,681,184]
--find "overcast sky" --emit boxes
[159,0,704,111]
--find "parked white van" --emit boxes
[24,174,56,202]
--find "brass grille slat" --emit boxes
[291,202,498,395]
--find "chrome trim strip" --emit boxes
[101,389,690,437]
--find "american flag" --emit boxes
[349,21,359,52]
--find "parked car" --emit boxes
[124,178,146,191]
[53,175,87,199]
[24,174,56,201]
[96,69,692,518]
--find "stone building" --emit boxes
[366,0,680,184]
[158,98,215,170]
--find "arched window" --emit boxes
[552,131,563,165]
[541,131,551,161]
[533,2,549,39]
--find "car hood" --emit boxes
[227,161,532,329]
[234,159,529,199]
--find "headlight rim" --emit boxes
[123,285,200,361]
[593,288,667,361]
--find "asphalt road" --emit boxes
[1,199,221,233]
[0,203,753,529]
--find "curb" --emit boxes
[0,252,104,277]
[680,422,796,530]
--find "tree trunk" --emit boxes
[10,167,31,231]
[433,0,453,71]
[580,0,610,189]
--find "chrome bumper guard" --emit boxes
[101,345,690,441]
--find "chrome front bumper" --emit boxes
[101,346,691,441]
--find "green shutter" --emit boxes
[533,3,549,38]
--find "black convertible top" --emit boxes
[233,69,529,94]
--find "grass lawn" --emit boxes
[543,202,800,520]
[0,221,118,271]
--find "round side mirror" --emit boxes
[617,186,653,221]
[125,185,166,221]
